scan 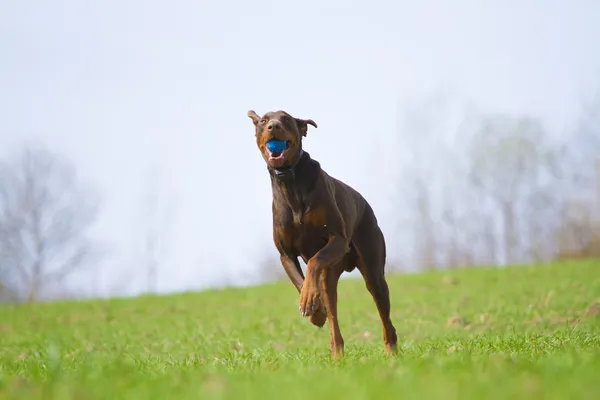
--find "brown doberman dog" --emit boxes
[248,109,397,358]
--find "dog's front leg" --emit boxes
[298,234,349,317]
[280,255,304,292]
[281,254,328,327]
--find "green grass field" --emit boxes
[1,260,599,399]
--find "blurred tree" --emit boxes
[0,147,100,302]
[136,165,176,294]
[551,87,600,259]
[467,114,557,264]
[394,89,470,270]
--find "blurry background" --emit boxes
[1,0,599,303]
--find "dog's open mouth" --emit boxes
[267,141,291,160]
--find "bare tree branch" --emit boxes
[0,146,101,302]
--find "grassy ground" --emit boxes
[1,260,599,399]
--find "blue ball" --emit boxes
[266,139,287,153]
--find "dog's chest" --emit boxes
[291,208,304,226]
[277,206,329,258]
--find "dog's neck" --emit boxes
[269,150,319,222]
[268,150,309,183]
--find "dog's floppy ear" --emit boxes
[295,118,318,137]
[247,110,261,125]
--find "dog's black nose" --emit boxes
[266,120,282,131]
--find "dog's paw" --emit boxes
[298,282,321,318]
[309,307,327,328]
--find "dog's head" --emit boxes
[247,110,317,169]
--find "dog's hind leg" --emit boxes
[319,260,346,358]
[354,216,398,355]
[357,256,397,354]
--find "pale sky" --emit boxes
[1,0,599,297]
